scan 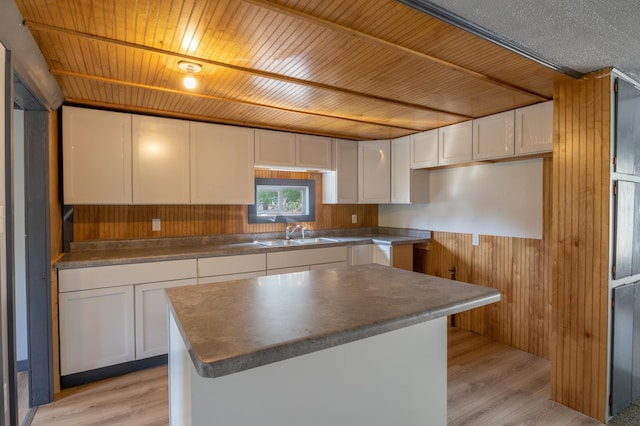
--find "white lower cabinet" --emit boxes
[59,286,135,376]
[134,278,197,360]
[58,259,197,375]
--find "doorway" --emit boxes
[7,72,54,425]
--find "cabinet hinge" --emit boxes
[612,296,616,309]
[614,80,619,93]
[613,182,618,196]
[613,156,617,167]
[612,264,617,277]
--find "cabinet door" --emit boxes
[358,140,391,203]
[348,244,374,266]
[392,137,412,204]
[411,129,438,168]
[296,134,332,170]
[59,286,135,375]
[254,129,296,167]
[472,111,515,160]
[438,121,473,165]
[132,115,190,204]
[62,106,132,204]
[391,137,429,204]
[373,245,391,267]
[515,101,553,155]
[190,122,255,204]
[135,279,197,360]
[323,139,358,204]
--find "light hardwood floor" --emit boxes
[32,328,604,425]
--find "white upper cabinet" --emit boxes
[190,123,255,204]
[391,137,429,204]
[515,100,553,155]
[255,129,332,170]
[132,115,191,204]
[472,111,515,160]
[438,121,473,166]
[62,106,132,204]
[410,129,438,168]
[296,134,333,170]
[254,129,296,167]
[323,139,358,204]
[358,140,391,204]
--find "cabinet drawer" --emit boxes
[267,246,347,270]
[199,271,265,284]
[267,266,310,276]
[59,259,198,292]
[198,254,266,277]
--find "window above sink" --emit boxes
[248,178,316,224]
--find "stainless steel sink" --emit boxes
[254,237,338,247]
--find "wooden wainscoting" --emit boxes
[422,159,552,360]
[549,69,611,422]
[73,169,377,240]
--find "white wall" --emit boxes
[379,158,543,239]
[13,109,26,364]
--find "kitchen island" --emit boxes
[166,264,500,426]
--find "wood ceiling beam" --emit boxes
[27,21,472,120]
[239,0,550,102]
[51,69,421,133]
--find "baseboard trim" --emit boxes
[61,355,167,389]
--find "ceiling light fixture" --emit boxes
[178,61,202,90]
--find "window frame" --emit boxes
[248,178,316,224]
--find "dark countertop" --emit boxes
[56,231,430,269]
[166,264,500,379]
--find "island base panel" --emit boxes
[169,312,447,426]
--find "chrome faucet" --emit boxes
[285,225,301,239]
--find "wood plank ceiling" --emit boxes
[15,0,572,140]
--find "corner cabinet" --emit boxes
[391,137,429,204]
[190,123,255,205]
[62,106,133,204]
[132,115,191,204]
[515,100,553,155]
[358,140,391,204]
[438,121,473,166]
[255,129,332,170]
[323,139,358,204]
[472,110,515,160]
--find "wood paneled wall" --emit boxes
[422,158,552,359]
[48,110,62,395]
[549,69,611,421]
[73,169,377,241]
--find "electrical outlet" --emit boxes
[352,214,357,224]
[472,234,479,246]
[152,218,161,231]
